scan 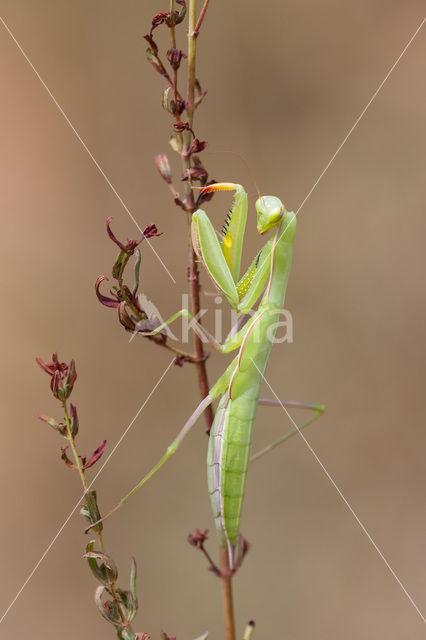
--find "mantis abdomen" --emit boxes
[207,393,257,546]
[207,310,277,550]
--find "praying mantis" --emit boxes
[89,182,324,569]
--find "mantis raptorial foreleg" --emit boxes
[192,183,274,313]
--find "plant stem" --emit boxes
[187,0,197,128]
[194,0,211,37]
[220,546,236,640]
[186,4,236,640]
[62,400,127,627]
[169,0,177,48]
[184,0,214,432]
[63,401,88,491]
[188,250,215,432]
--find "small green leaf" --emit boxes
[166,0,186,26]
[115,588,136,622]
[80,505,90,520]
[83,491,103,533]
[112,250,131,280]
[95,585,118,623]
[38,414,57,428]
[84,542,118,584]
[132,250,141,297]
[161,87,173,113]
[169,136,180,153]
[146,49,168,79]
[85,541,104,583]
[129,557,138,609]
[118,629,143,640]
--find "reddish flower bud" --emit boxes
[154,154,172,184]
[65,359,77,398]
[106,217,162,254]
[118,301,137,332]
[50,370,61,398]
[144,33,158,56]
[173,121,190,132]
[173,355,186,367]
[188,138,207,155]
[151,11,169,33]
[181,166,208,182]
[69,403,79,438]
[171,99,185,117]
[61,446,82,470]
[187,528,209,548]
[143,223,163,239]
[83,440,107,470]
[106,218,140,254]
[95,276,121,308]
[166,48,185,70]
[37,354,76,400]
[36,353,68,377]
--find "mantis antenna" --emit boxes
[206,149,262,200]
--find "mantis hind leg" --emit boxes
[250,399,325,463]
[85,393,215,533]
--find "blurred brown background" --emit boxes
[0,1,425,638]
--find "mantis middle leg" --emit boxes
[251,399,325,463]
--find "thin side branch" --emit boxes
[194,0,211,37]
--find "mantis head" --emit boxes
[255,196,286,234]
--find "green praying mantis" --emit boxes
[89,182,324,569]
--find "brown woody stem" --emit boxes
[186,3,236,640]
[184,0,214,432]
[220,546,236,640]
